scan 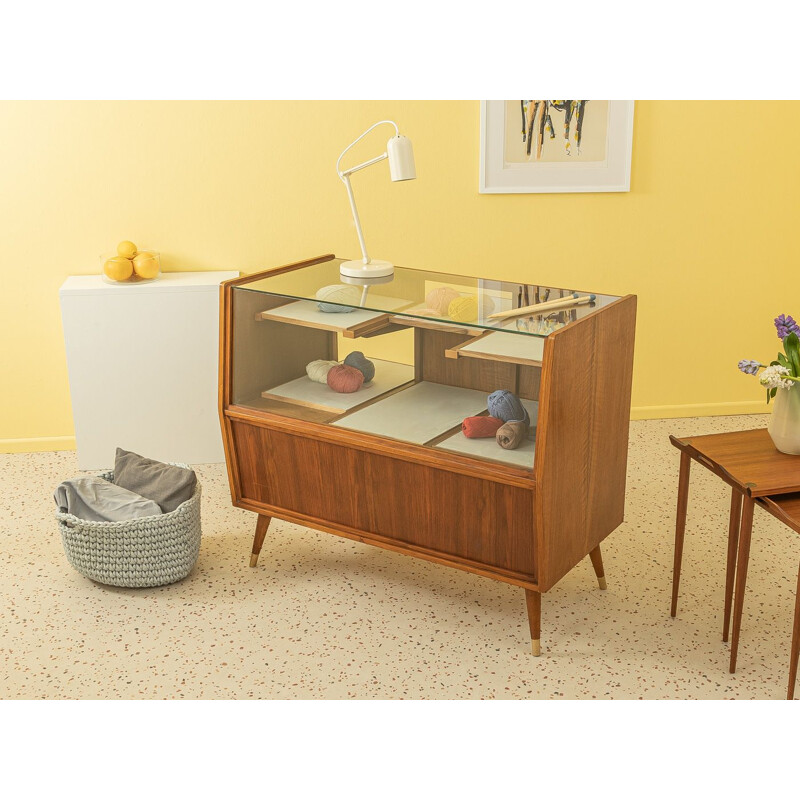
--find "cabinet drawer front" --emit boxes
[231,420,536,578]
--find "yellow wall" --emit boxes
[2,101,799,452]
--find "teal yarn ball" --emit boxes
[487,390,530,425]
[343,351,375,383]
[315,284,360,313]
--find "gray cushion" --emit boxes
[54,476,162,522]
[114,448,197,513]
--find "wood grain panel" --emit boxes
[231,419,537,578]
[418,328,517,392]
[534,295,637,591]
[518,364,542,401]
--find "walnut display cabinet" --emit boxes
[219,254,636,655]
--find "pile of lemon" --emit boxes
[104,241,160,282]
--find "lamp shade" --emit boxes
[387,135,416,182]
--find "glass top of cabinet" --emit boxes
[237,255,620,339]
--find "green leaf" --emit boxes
[771,387,777,398]
[785,332,800,378]
[777,353,790,369]
[767,387,772,404]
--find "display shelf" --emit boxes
[445,330,545,366]
[435,400,540,469]
[331,381,489,444]
[258,300,391,338]
[261,359,415,413]
[389,312,476,336]
[435,429,536,468]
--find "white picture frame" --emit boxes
[479,100,634,194]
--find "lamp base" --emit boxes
[340,259,394,278]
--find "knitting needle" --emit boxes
[488,292,596,321]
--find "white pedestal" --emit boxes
[59,271,238,469]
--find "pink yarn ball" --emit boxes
[327,364,364,393]
[425,287,460,316]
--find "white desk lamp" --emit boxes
[336,119,416,279]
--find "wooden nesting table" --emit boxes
[670,428,800,673]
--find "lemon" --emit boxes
[133,251,159,279]
[104,256,134,282]
[117,240,138,259]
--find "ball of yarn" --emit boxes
[425,287,460,316]
[327,364,364,393]
[448,296,478,322]
[306,359,338,383]
[343,351,375,383]
[496,421,528,450]
[462,416,504,439]
[487,390,530,424]
[447,294,494,322]
[315,284,360,313]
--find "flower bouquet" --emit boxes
[739,314,800,454]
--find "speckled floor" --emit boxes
[2,414,798,700]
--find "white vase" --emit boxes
[768,387,800,455]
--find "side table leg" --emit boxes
[788,563,800,700]
[250,514,272,567]
[671,451,692,617]
[525,589,542,656]
[723,488,743,642]
[729,496,754,673]
[589,545,607,590]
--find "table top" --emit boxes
[757,494,800,535]
[61,271,239,296]
[235,255,621,340]
[670,428,800,497]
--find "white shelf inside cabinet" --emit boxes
[446,330,545,366]
[259,295,413,337]
[332,381,488,444]
[435,400,540,469]
[261,359,414,413]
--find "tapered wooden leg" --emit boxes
[723,489,743,642]
[525,589,541,656]
[729,496,754,673]
[589,545,607,590]
[671,451,692,617]
[788,563,800,700]
[249,514,272,567]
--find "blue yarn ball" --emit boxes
[343,351,375,383]
[487,390,530,425]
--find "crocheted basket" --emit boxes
[55,465,201,588]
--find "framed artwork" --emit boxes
[479,100,634,193]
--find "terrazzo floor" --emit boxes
[2,414,798,700]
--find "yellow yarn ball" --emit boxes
[447,294,495,322]
[448,296,479,322]
[425,287,460,316]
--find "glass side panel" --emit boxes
[237,257,620,339]
[231,271,557,471]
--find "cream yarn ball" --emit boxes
[306,359,338,383]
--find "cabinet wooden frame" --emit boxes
[219,254,637,654]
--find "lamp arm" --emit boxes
[341,172,370,264]
[336,119,399,177]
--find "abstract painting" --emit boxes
[480,100,634,193]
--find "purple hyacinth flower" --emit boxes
[775,314,800,340]
[738,359,762,375]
